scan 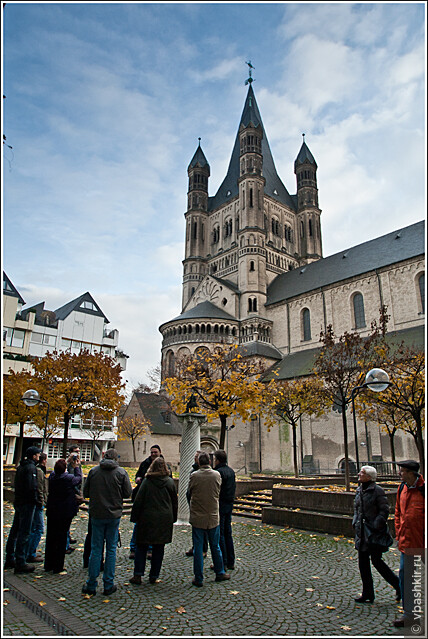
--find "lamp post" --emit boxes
[351,368,391,471]
[21,389,50,451]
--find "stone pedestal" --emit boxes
[176,412,206,524]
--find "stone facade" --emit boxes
[156,83,424,475]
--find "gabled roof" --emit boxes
[135,393,182,436]
[171,300,237,322]
[264,324,425,382]
[208,85,295,212]
[267,221,425,306]
[3,272,25,305]
[54,292,109,322]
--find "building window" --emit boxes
[353,293,366,329]
[301,308,311,341]
[31,332,44,344]
[250,261,255,272]
[5,327,25,348]
[309,219,313,236]
[301,221,305,238]
[248,298,257,313]
[249,188,253,208]
[418,273,425,313]
[80,300,96,310]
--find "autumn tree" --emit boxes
[313,307,389,491]
[164,345,267,449]
[117,415,150,462]
[357,400,411,464]
[263,377,328,477]
[31,349,125,458]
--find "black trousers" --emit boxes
[358,548,400,599]
[44,515,73,573]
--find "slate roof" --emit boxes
[267,220,425,306]
[3,272,25,305]
[264,324,425,381]
[169,300,237,323]
[294,140,317,169]
[135,393,182,436]
[238,341,284,361]
[208,85,295,212]
[188,143,209,169]
[54,292,108,322]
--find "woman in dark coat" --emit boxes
[44,457,82,573]
[129,457,178,584]
[353,465,400,603]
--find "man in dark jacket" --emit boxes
[4,446,42,573]
[82,448,132,596]
[214,449,236,570]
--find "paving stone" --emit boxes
[3,505,408,636]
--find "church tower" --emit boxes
[294,137,322,264]
[182,141,210,308]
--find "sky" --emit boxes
[2,1,426,391]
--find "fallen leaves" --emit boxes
[39,601,47,607]
[175,606,186,614]
[57,597,66,601]
[341,626,352,631]
[229,590,240,595]
[325,606,336,610]
[154,605,163,610]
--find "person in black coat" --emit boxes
[129,445,168,559]
[353,465,400,603]
[129,457,177,584]
[214,449,236,570]
[44,458,82,573]
[5,446,42,573]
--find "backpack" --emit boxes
[398,481,425,498]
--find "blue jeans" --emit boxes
[5,503,35,566]
[192,525,225,584]
[27,506,44,559]
[86,518,120,591]
[130,523,137,551]
[219,509,235,568]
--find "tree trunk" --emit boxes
[13,421,26,465]
[62,412,70,459]
[219,414,227,449]
[132,438,137,462]
[388,431,396,463]
[342,406,351,492]
[291,420,299,478]
[412,416,425,469]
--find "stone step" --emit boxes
[233,488,273,520]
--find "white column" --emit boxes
[176,412,205,524]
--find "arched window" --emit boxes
[353,293,366,329]
[418,273,425,313]
[301,308,311,341]
[309,219,313,236]
[250,260,255,272]
[301,221,305,238]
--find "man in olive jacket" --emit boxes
[188,452,230,587]
[82,449,132,596]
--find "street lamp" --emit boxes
[21,389,50,451]
[351,368,391,470]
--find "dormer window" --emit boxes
[81,300,96,310]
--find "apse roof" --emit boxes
[134,393,182,436]
[267,220,425,306]
[208,85,295,212]
[170,300,237,322]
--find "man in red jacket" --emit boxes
[393,459,425,628]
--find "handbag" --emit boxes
[363,520,394,552]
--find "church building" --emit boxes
[159,78,424,474]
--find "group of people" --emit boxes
[5,444,424,628]
[5,444,83,574]
[353,460,425,629]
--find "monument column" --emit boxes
[176,411,206,524]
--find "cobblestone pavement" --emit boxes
[2,502,409,637]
